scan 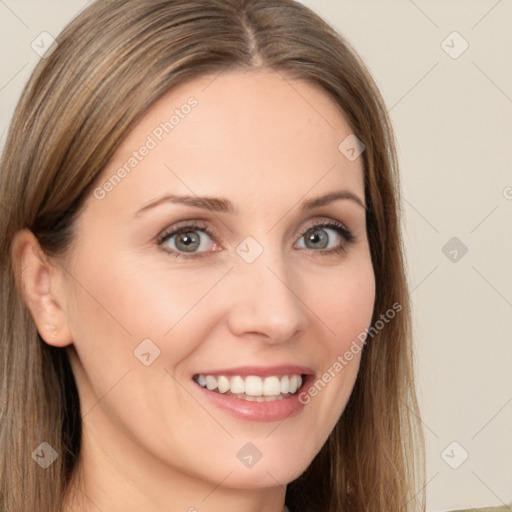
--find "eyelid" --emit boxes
[156,219,216,244]
[297,218,354,242]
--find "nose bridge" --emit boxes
[226,240,308,341]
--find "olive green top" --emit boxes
[451,508,511,512]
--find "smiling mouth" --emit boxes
[193,373,304,402]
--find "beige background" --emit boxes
[1,1,511,510]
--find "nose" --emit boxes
[225,250,309,344]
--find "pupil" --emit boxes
[307,229,328,249]
[177,231,199,251]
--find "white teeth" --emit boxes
[217,375,230,393]
[280,375,290,394]
[289,375,301,394]
[205,375,218,391]
[245,376,263,396]
[230,376,245,394]
[263,376,281,396]
[195,373,304,398]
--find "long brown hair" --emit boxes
[0,1,425,510]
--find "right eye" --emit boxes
[157,221,221,259]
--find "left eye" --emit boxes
[295,223,347,251]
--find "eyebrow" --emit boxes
[134,190,366,217]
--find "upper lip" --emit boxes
[193,365,314,378]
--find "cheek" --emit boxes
[308,256,376,347]
[68,251,227,362]
[296,256,375,425]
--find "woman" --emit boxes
[0,0,425,511]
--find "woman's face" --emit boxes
[58,70,375,491]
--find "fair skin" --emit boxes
[14,70,375,512]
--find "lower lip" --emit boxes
[194,375,313,422]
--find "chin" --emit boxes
[217,453,314,490]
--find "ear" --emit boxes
[11,228,73,347]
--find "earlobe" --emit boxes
[11,229,73,347]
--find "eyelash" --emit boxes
[156,219,355,260]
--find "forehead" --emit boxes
[88,69,364,216]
